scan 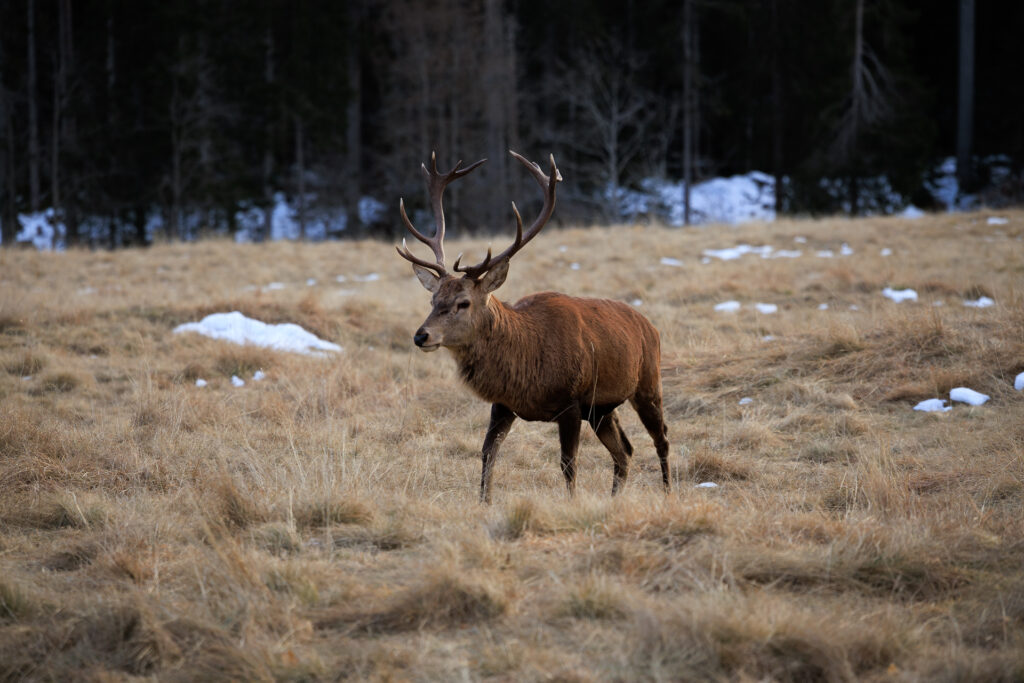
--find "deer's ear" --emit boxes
[478,258,509,293]
[412,265,441,293]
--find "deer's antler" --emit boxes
[454,151,561,279]
[395,152,486,277]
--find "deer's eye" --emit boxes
[457,301,470,311]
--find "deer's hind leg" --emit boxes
[630,392,671,491]
[589,408,633,495]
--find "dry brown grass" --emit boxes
[1,210,1023,680]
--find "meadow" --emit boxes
[1,210,1022,681]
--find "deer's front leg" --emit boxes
[556,404,583,496]
[480,403,516,504]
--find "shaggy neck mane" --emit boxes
[449,296,537,402]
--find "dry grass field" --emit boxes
[1,210,1023,682]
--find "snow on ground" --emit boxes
[738,397,753,405]
[173,311,342,355]
[231,375,246,387]
[914,398,952,413]
[963,296,994,308]
[1015,372,1024,391]
[696,482,719,489]
[714,301,741,313]
[882,287,918,303]
[950,387,989,406]
[754,303,777,314]
[660,257,684,267]
[987,216,1009,225]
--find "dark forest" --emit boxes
[0,0,1021,247]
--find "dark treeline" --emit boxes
[0,0,1021,247]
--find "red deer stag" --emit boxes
[397,151,670,502]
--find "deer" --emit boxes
[396,150,670,503]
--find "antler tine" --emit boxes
[455,150,561,279]
[396,151,486,277]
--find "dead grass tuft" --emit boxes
[208,476,267,530]
[558,574,632,620]
[294,499,373,528]
[683,448,752,482]
[2,350,47,376]
[36,370,86,393]
[366,569,507,632]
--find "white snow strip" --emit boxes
[695,482,719,489]
[630,299,643,307]
[660,256,684,267]
[914,398,951,413]
[738,397,753,405]
[352,273,380,282]
[882,287,918,303]
[902,205,924,219]
[703,244,772,261]
[950,387,989,406]
[769,249,802,258]
[173,311,342,355]
[195,378,207,387]
[264,282,286,291]
[231,375,245,387]
[794,236,807,244]
[253,370,266,381]
[714,301,741,313]
[840,243,854,256]
[987,216,1008,225]
[761,335,776,342]
[754,303,777,314]
[1015,372,1024,391]
[816,250,834,258]
[335,275,348,282]
[818,303,829,310]
[963,296,994,308]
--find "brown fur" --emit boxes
[413,268,670,502]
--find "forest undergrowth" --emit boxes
[1,211,1023,681]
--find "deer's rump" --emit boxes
[460,292,661,422]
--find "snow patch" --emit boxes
[1015,372,1024,391]
[987,216,1008,225]
[754,303,777,314]
[963,296,994,308]
[882,287,918,303]
[738,397,753,405]
[231,375,245,387]
[195,378,207,387]
[695,482,719,489]
[714,301,741,313]
[914,398,951,413]
[950,387,989,406]
[660,257,684,267]
[173,311,342,355]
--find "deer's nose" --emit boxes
[413,330,430,347]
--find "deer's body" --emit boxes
[451,291,661,422]
[397,151,670,501]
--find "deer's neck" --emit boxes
[449,297,535,404]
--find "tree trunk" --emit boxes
[344,5,361,226]
[681,0,695,226]
[27,0,41,212]
[294,115,306,239]
[956,0,975,194]
[770,0,784,216]
[1,74,16,246]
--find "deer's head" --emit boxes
[397,151,561,352]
